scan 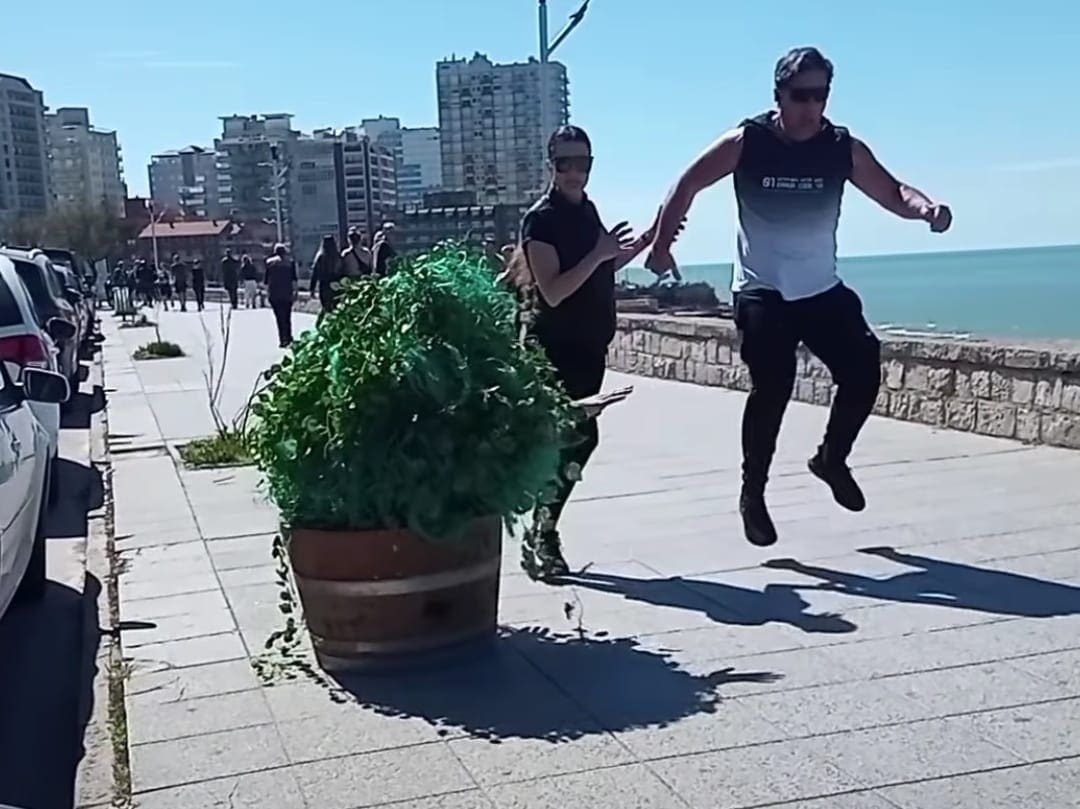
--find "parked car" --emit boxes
[40,248,98,339]
[0,363,70,619]
[0,248,83,387]
[46,261,92,347]
[0,256,74,469]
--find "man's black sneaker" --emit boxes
[808,452,866,512]
[521,528,570,581]
[740,489,778,547]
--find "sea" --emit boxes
[621,244,1080,342]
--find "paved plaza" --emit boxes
[100,304,1080,808]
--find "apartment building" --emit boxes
[361,116,442,206]
[436,53,569,205]
[46,107,127,217]
[0,73,51,225]
[148,145,221,218]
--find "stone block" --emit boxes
[813,381,834,406]
[705,364,724,386]
[889,392,917,420]
[975,400,1017,438]
[918,399,945,426]
[647,332,662,354]
[795,378,815,403]
[884,360,904,390]
[690,361,708,385]
[1062,382,1080,414]
[970,370,992,399]
[1041,413,1080,449]
[673,358,689,381]
[655,318,697,337]
[1035,378,1063,409]
[688,340,707,363]
[1011,375,1036,405]
[873,390,890,415]
[945,399,977,431]
[733,364,752,392]
[990,370,1013,401]
[905,363,930,392]
[1002,347,1046,369]
[928,367,955,396]
[953,370,972,399]
[716,343,733,365]
[659,336,684,358]
[631,330,647,350]
[1016,408,1041,443]
[703,339,718,363]
[1049,349,1080,373]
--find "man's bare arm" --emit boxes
[525,240,606,308]
[653,128,744,251]
[851,138,943,222]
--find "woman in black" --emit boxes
[516,126,662,579]
[309,234,343,315]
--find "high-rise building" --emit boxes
[436,53,568,205]
[214,114,298,243]
[361,116,442,206]
[398,189,527,255]
[45,107,127,217]
[148,145,221,218]
[340,127,398,243]
[0,73,52,225]
[289,130,347,265]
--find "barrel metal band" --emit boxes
[295,556,500,597]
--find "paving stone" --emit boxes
[739,679,921,737]
[649,738,866,809]
[963,698,1080,761]
[127,658,263,704]
[130,768,305,809]
[120,570,220,602]
[132,725,289,792]
[122,589,228,621]
[816,715,1025,786]
[207,534,276,571]
[369,793,495,809]
[752,794,896,809]
[485,763,683,809]
[877,760,1079,809]
[128,688,273,745]
[292,744,475,809]
[128,632,248,671]
[1009,648,1080,695]
[122,608,237,648]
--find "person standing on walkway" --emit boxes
[155,262,173,310]
[310,234,343,314]
[170,253,191,312]
[371,223,398,277]
[135,258,156,307]
[515,125,661,579]
[340,228,372,278]
[645,46,953,548]
[221,248,240,309]
[240,254,259,308]
[264,243,298,347]
[191,258,207,311]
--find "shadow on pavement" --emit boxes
[563,571,858,634]
[61,383,106,431]
[44,460,104,541]
[332,626,781,743]
[0,575,101,809]
[764,546,1080,618]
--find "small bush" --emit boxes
[180,430,251,468]
[133,340,184,360]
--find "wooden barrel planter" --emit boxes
[288,517,502,672]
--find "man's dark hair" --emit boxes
[547,125,591,160]
[774,47,834,89]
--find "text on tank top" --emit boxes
[732,112,852,301]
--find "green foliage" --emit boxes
[249,243,577,543]
[133,340,184,360]
[179,430,252,468]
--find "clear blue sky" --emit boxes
[7,0,1078,263]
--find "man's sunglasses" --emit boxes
[786,86,830,103]
[553,156,594,173]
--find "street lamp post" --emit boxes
[538,0,591,162]
[259,145,288,245]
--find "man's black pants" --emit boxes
[542,341,606,531]
[225,284,239,308]
[270,299,293,346]
[193,280,206,310]
[734,283,881,490]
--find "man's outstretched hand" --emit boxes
[921,202,953,233]
[645,246,679,279]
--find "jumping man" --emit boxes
[646,46,953,547]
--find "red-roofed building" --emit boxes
[135,218,241,278]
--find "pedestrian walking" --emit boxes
[170,254,191,311]
[371,223,398,277]
[264,243,298,347]
[514,125,660,579]
[310,234,343,314]
[191,258,206,311]
[135,258,156,307]
[156,264,174,310]
[646,46,953,547]
[341,228,372,278]
[221,248,240,309]
[240,254,259,308]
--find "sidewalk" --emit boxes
[104,304,1080,808]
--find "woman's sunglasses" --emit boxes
[786,86,830,104]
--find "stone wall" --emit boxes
[607,314,1080,450]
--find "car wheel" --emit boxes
[15,478,48,602]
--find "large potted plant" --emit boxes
[250,243,575,672]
